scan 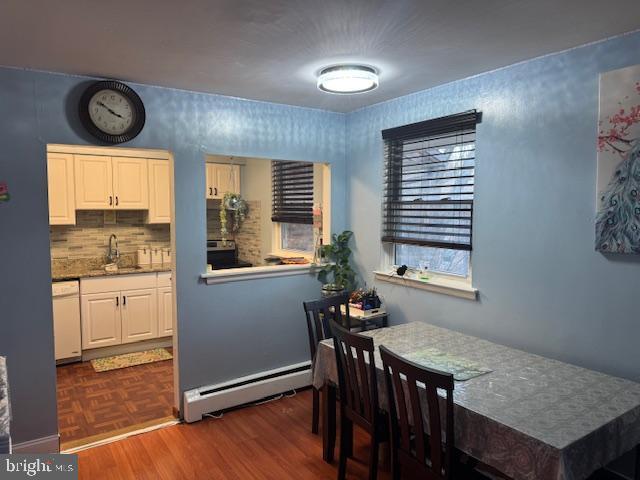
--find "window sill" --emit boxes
[201,263,316,285]
[373,270,478,300]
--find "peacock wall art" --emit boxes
[595,64,640,253]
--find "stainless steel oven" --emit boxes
[206,240,252,269]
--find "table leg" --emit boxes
[382,315,389,328]
[322,383,336,463]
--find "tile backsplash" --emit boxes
[50,210,170,261]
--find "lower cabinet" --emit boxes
[80,273,172,350]
[81,292,122,349]
[121,288,158,343]
[157,286,173,337]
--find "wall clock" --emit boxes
[79,80,145,144]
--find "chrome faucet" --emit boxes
[107,234,120,264]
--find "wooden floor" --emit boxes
[57,354,174,447]
[75,388,628,480]
[77,389,389,480]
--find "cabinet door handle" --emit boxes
[116,296,119,306]
[115,196,119,206]
[214,187,218,196]
[109,196,113,206]
[123,295,126,306]
[209,187,213,196]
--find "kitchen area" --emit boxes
[47,144,175,449]
[204,154,330,272]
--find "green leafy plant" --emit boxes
[315,230,356,292]
[220,193,248,243]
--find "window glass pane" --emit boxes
[395,244,469,277]
[281,223,314,252]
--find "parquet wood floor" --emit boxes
[77,389,389,480]
[56,353,174,447]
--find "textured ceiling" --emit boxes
[1,0,639,112]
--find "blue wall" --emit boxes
[2,28,640,448]
[0,68,346,444]
[346,31,640,383]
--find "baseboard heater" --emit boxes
[183,361,312,423]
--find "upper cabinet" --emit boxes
[112,157,149,209]
[46,145,171,224]
[47,152,76,225]
[148,159,171,224]
[74,155,113,209]
[74,155,148,210]
[206,163,240,199]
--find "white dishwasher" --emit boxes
[52,281,81,362]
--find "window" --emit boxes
[281,223,314,252]
[272,160,315,254]
[381,110,481,277]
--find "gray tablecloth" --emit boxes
[0,356,9,453]
[312,322,640,480]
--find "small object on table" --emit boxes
[340,304,388,330]
[281,257,309,265]
[264,256,283,266]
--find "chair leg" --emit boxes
[344,417,353,457]
[312,387,320,434]
[338,417,350,480]
[390,447,400,480]
[368,436,380,480]
[323,385,336,463]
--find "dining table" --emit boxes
[312,322,640,480]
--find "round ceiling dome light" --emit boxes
[317,65,379,94]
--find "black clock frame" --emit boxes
[79,80,146,144]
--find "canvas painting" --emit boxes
[596,64,640,253]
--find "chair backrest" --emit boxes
[379,345,455,480]
[329,320,379,430]
[303,293,350,361]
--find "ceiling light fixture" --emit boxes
[317,65,379,94]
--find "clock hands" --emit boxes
[97,101,124,119]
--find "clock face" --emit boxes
[88,89,135,135]
[79,80,145,144]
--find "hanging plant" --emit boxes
[220,193,248,243]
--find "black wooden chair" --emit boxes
[330,320,388,480]
[303,293,351,434]
[380,344,456,480]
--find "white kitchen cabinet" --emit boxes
[79,272,172,350]
[121,288,158,343]
[112,157,149,209]
[206,163,240,199]
[74,154,149,210]
[74,155,113,209]
[47,152,76,225]
[81,291,122,349]
[157,286,173,337]
[147,159,171,223]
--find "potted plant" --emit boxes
[315,230,356,296]
[220,192,248,243]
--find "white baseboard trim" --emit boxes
[12,434,60,454]
[82,337,172,361]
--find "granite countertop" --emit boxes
[52,264,171,281]
[0,356,9,453]
[51,256,171,281]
